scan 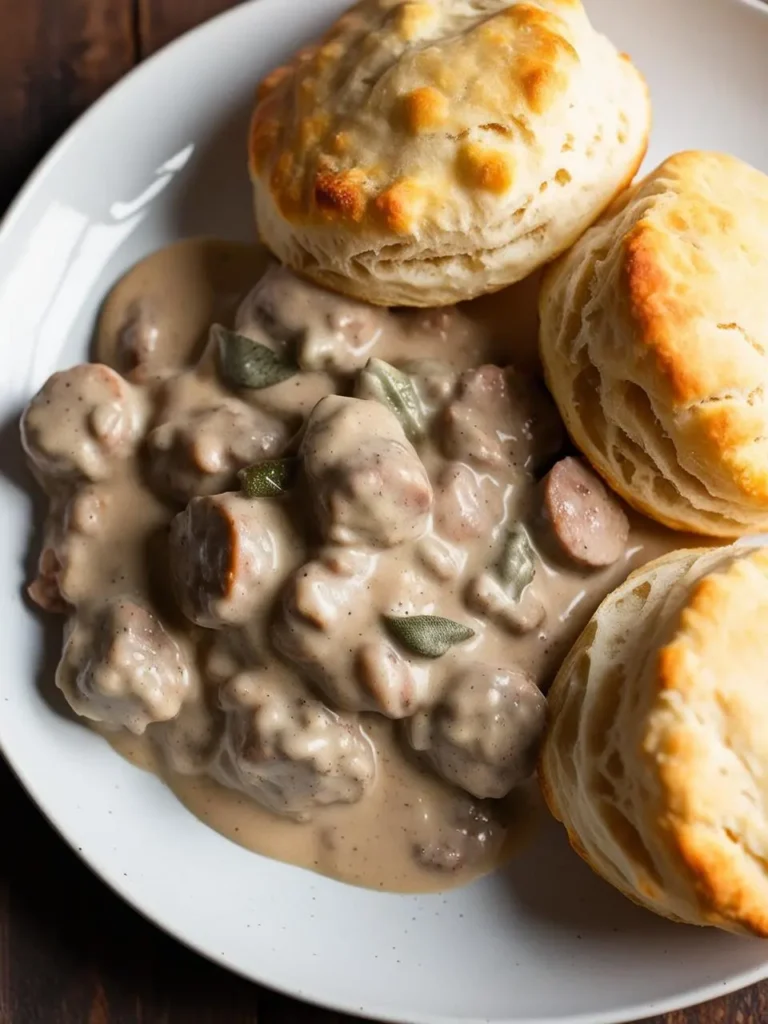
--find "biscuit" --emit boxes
[249,0,650,306]
[540,543,768,935]
[540,151,768,537]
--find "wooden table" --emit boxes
[0,2,764,1022]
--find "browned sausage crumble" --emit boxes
[21,242,680,893]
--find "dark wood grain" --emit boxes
[0,0,136,212]
[138,0,248,55]
[0,1,764,1022]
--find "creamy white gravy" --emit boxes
[22,238,703,893]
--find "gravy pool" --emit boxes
[22,238,700,892]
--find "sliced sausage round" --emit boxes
[542,456,630,568]
[169,492,300,629]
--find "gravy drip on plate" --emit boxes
[22,239,695,893]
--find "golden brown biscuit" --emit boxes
[540,543,768,935]
[540,151,768,537]
[249,0,650,306]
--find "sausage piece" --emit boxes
[442,366,509,467]
[414,801,497,873]
[170,493,300,629]
[56,598,190,734]
[466,572,545,635]
[223,672,376,820]
[147,399,288,502]
[542,457,629,568]
[406,663,546,799]
[27,488,111,612]
[114,299,161,381]
[441,366,564,472]
[301,396,432,548]
[28,543,69,613]
[433,462,503,543]
[274,553,433,717]
[236,263,388,374]
[21,364,145,484]
[354,640,423,719]
[402,359,457,417]
[274,554,374,710]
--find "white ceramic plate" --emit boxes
[2,1,768,1021]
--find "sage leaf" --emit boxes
[496,526,536,601]
[239,458,298,498]
[214,324,297,390]
[358,358,425,441]
[384,614,475,659]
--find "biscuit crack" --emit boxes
[716,322,766,358]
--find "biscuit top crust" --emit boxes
[250,0,588,235]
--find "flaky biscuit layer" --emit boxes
[541,543,768,936]
[540,151,768,537]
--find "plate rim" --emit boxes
[2,0,768,1021]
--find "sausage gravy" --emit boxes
[21,238,697,893]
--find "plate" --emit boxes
[1,1,768,1021]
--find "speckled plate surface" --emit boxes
[1,1,768,1021]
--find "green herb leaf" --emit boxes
[357,358,425,441]
[496,526,536,601]
[239,458,298,498]
[383,614,475,659]
[214,324,297,390]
